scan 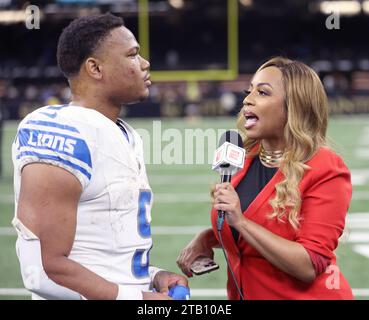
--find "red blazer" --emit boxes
[210,145,353,300]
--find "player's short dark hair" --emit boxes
[57,13,124,78]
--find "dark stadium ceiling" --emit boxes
[0,0,367,22]
[0,0,347,13]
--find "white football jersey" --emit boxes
[12,104,153,292]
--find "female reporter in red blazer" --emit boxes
[177,57,353,300]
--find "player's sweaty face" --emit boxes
[101,26,151,104]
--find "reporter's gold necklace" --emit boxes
[259,145,283,168]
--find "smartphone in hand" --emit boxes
[190,256,219,275]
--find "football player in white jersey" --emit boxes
[12,13,187,300]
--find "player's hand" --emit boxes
[213,182,244,228]
[177,232,215,277]
[152,271,188,296]
[142,291,173,300]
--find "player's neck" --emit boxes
[70,96,121,123]
[69,78,122,122]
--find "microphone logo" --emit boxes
[229,149,241,161]
[212,142,245,174]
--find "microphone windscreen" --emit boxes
[218,130,243,148]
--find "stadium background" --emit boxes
[0,0,369,299]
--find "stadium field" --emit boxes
[0,115,369,300]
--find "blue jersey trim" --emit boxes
[26,120,79,133]
[46,105,68,110]
[16,151,91,180]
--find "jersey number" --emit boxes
[132,190,152,278]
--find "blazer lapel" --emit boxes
[243,170,283,219]
[232,143,284,220]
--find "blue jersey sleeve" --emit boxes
[14,110,93,189]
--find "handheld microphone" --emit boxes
[212,130,245,231]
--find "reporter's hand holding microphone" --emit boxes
[213,182,244,229]
[177,131,245,284]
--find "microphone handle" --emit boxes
[217,173,231,231]
[221,174,232,184]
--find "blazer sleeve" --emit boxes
[295,152,352,259]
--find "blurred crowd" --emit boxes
[1,70,367,121]
[0,79,243,120]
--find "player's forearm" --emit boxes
[234,218,316,283]
[42,255,118,299]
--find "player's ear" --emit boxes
[84,57,103,80]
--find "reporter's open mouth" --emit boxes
[244,112,259,130]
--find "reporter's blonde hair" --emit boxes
[237,57,328,229]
